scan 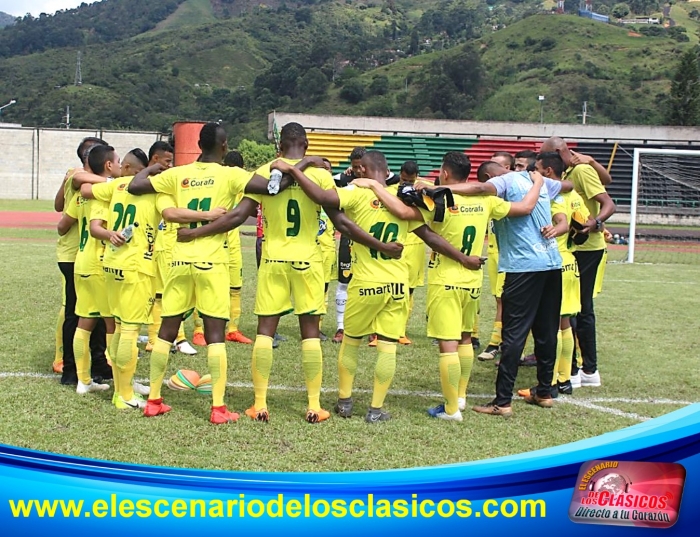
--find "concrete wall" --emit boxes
[0,125,164,200]
[270,113,700,143]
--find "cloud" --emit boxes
[0,1,99,18]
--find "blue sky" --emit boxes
[0,1,99,17]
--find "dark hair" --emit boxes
[400,160,419,176]
[477,160,502,183]
[88,145,116,175]
[349,146,366,161]
[492,151,515,170]
[223,150,244,168]
[536,151,566,178]
[199,122,226,152]
[127,148,148,168]
[280,122,307,150]
[148,141,174,162]
[515,150,538,168]
[442,152,471,181]
[77,137,107,164]
[361,150,388,174]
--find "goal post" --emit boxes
[626,148,700,265]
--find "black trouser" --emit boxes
[495,270,562,406]
[337,235,352,284]
[58,262,109,380]
[573,249,604,374]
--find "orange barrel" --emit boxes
[173,121,207,166]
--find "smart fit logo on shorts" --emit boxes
[569,460,685,528]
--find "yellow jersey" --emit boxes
[226,192,243,259]
[487,220,499,255]
[149,162,251,264]
[246,158,335,262]
[336,184,425,284]
[67,195,108,276]
[426,194,511,287]
[317,208,335,252]
[562,164,605,252]
[551,190,590,255]
[93,176,174,277]
[154,218,176,253]
[56,168,81,263]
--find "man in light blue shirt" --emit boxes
[439,160,566,416]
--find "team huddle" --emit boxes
[51,121,615,425]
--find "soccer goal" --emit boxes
[621,148,700,265]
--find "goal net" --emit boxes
[612,148,700,265]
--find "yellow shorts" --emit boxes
[322,247,336,284]
[74,273,110,319]
[561,255,581,317]
[487,255,504,298]
[405,242,426,289]
[593,248,607,298]
[229,247,243,289]
[104,268,155,325]
[162,262,230,320]
[344,278,409,340]
[426,284,480,340]
[154,250,172,295]
[255,259,325,316]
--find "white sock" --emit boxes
[335,282,348,331]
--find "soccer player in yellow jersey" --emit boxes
[478,151,516,362]
[540,137,616,388]
[128,123,282,424]
[178,123,400,423]
[57,145,122,395]
[355,152,543,421]
[146,142,199,355]
[222,150,253,345]
[282,150,479,423]
[396,160,425,346]
[54,137,111,385]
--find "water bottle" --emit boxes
[111,222,139,251]
[268,169,282,195]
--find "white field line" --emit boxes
[0,371,694,422]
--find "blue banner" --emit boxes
[1,404,699,534]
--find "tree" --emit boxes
[612,3,630,18]
[299,67,329,103]
[369,75,389,96]
[666,49,700,126]
[237,140,277,171]
[340,79,365,104]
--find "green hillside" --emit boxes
[0,0,696,136]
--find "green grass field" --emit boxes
[1,215,699,473]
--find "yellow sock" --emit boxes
[553,330,563,386]
[227,288,241,334]
[457,344,474,398]
[149,338,171,401]
[177,322,186,343]
[111,323,122,396]
[73,328,91,384]
[575,332,582,369]
[106,333,114,367]
[371,340,397,408]
[302,338,323,411]
[338,335,361,399]
[439,352,460,415]
[148,298,162,347]
[54,306,65,364]
[559,327,574,383]
[489,321,502,347]
[193,310,204,336]
[117,324,139,401]
[252,335,273,410]
[208,343,228,407]
[472,317,479,340]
